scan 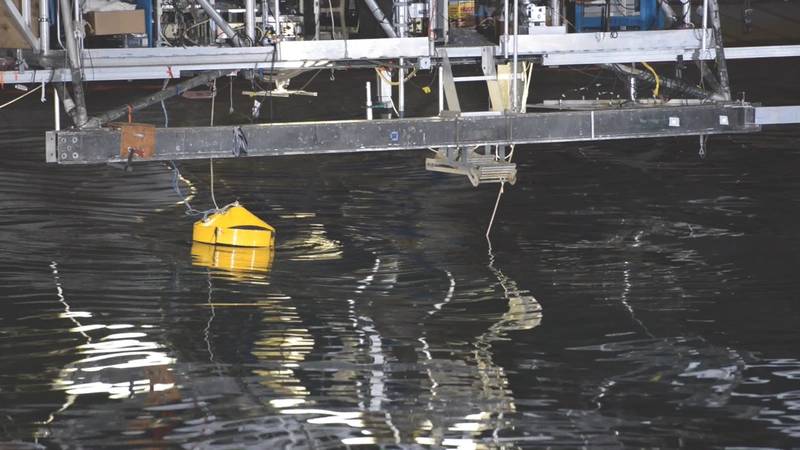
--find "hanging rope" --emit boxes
[485,144,515,238]
[0,84,43,110]
[485,181,505,238]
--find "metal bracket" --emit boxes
[111,122,156,159]
[426,147,517,187]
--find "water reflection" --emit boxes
[43,261,179,447]
[173,238,544,448]
[191,242,275,273]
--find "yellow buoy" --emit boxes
[192,202,275,248]
[191,242,275,273]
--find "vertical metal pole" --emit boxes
[22,0,31,29]
[72,0,82,52]
[681,0,690,27]
[38,0,49,53]
[398,60,405,117]
[511,0,518,111]
[156,0,163,45]
[209,0,217,42]
[702,0,708,50]
[503,0,509,58]
[54,87,61,130]
[366,81,373,120]
[59,0,88,126]
[313,0,319,39]
[437,65,443,114]
[246,0,256,42]
[550,0,559,26]
[274,0,280,36]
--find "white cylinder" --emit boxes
[246,0,256,42]
[366,81,373,120]
[39,0,49,53]
[550,0,559,26]
[701,0,708,50]
[511,0,518,111]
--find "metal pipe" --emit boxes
[39,0,50,54]
[58,0,88,126]
[511,0,518,111]
[364,0,397,37]
[274,0,280,36]
[366,81,373,120]
[246,0,256,41]
[702,0,708,50]
[155,0,162,46]
[195,0,246,45]
[398,60,405,117]
[682,0,690,27]
[54,87,60,130]
[83,69,233,128]
[503,0,508,58]
[72,0,80,52]
[659,1,675,28]
[549,0,559,26]
[438,66,443,113]
[22,0,31,27]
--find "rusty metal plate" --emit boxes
[110,122,156,159]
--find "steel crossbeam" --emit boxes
[47,104,760,164]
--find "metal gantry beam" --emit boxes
[47,104,761,164]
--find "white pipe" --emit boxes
[155,0,162,45]
[366,81,372,120]
[511,0,518,111]
[702,0,708,51]
[549,0,559,26]
[273,0,280,36]
[364,0,397,37]
[398,60,405,118]
[22,0,31,27]
[245,0,256,41]
[438,66,443,114]
[37,0,49,53]
[503,0,508,58]
[72,0,81,52]
[682,0,690,27]
[54,87,60,130]
[659,1,675,28]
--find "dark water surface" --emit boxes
[1,63,800,449]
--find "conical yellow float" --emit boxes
[192,202,275,248]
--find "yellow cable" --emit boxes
[374,67,418,86]
[641,62,660,98]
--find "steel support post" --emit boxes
[511,0,518,111]
[58,0,88,126]
[246,0,256,42]
[708,0,731,100]
[550,0,559,26]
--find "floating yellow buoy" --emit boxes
[191,242,275,273]
[192,202,275,248]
